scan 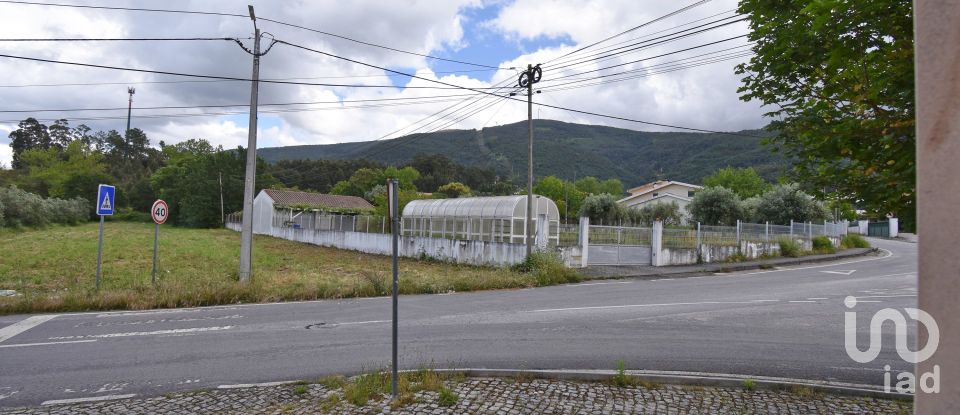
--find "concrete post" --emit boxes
[578,217,590,268]
[916,2,960,411]
[651,220,664,266]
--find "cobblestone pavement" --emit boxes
[1,377,911,414]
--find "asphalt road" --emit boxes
[0,238,917,408]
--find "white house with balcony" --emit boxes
[617,180,703,221]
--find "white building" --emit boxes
[617,180,703,220]
[252,189,374,234]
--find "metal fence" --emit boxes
[557,223,580,247]
[657,220,848,249]
[273,209,392,234]
[588,225,652,246]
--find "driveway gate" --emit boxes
[587,225,652,265]
[868,221,890,237]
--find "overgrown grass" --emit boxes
[611,360,638,387]
[777,237,803,258]
[437,387,458,407]
[512,251,582,286]
[742,379,756,391]
[841,234,871,249]
[0,222,579,314]
[338,367,458,408]
[811,236,836,254]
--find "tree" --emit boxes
[736,0,915,229]
[534,175,585,221]
[686,186,742,226]
[8,118,52,169]
[436,182,471,198]
[629,201,683,226]
[702,167,769,199]
[753,183,829,225]
[19,140,109,199]
[578,193,625,224]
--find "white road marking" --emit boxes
[0,340,97,349]
[0,388,18,401]
[42,394,137,406]
[854,300,882,303]
[336,320,390,326]
[788,300,817,303]
[807,297,828,300]
[48,325,234,340]
[855,294,916,299]
[740,248,894,275]
[0,315,59,343]
[527,299,779,313]
[568,281,633,287]
[821,270,857,275]
[217,381,296,389]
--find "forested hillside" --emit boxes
[259,120,784,187]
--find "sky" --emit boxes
[0,0,766,167]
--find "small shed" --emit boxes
[401,195,560,245]
[253,189,374,234]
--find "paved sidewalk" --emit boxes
[583,248,876,279]
[2,376,909,415]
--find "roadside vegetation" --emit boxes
[0,222,580,314]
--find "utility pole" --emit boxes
[238,5,262,284]
[125,87,135,134]
[219,171,225,225]
[518,64,541,256]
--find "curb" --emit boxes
[584,248,879,280]
[425,368,913,401]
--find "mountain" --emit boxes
[258,119,786,187]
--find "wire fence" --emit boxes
[558,223,580,247]
[273,209,392,234]
[588,225,652,246]
[657,220,848,249]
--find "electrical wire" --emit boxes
[0,0,510,71]
[0,37,240,42]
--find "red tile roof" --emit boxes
[263,189,374,210]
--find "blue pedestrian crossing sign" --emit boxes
[96,184,115,216]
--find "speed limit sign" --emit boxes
[151,199,169,225]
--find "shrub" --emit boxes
[0,186,90,228]
[687,186,743,226]
[437,387,458,407]
[109,207,152,223]
[578,193,624,224]
[0,197,5,227]
[628,201,683,226]
[811,236,836,254]
[841,234,871,249]
[513,251,581,286]
[778,237,802,257]
[753,183,828,225]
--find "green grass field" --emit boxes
[0,222,578,314]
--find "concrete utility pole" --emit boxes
[238,5,262,283]
[519,64,541,256]
[125,87,135,134]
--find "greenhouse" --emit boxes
[401,195,560,245]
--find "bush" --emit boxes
[513,251,581,286]
[753,183,828,225]
[687,186,743,225]
[0,186,90,228]
[578,193,624,224]
[841,234,871,249]
[811,236,836,254]
[778,237,802,257]
[628,201,682,226]
[109,207,153,223]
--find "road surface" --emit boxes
[0,238,917,407]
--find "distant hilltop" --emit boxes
[258,119,784,186]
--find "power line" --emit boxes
[0,93,491,113]
[0,0,510,70]
[543,0,711,65]
[0,37,240,42]
[544,17,750,73]
[0,52,509,89]
[543,15,749,72]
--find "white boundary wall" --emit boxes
[227,221,526,267]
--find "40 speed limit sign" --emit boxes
[151,199,169,225]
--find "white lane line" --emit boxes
[217,381,296,389]
[855,294,916,299]
[739,248,894,275]
[42,394,137,406]
[788,300,817,303]
[0,340,97,349]
[855,300,883,303]
[568,281,633,287]
[807,297,828,300]
[336,320,390,326]
[527,299,779,313]
[49,325,234,340]
[0,315,59,343]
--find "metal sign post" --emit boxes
[150,200,169,285]
[387,178,399,399]
[95,184,115,290]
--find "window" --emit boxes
[688,191,696,197]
